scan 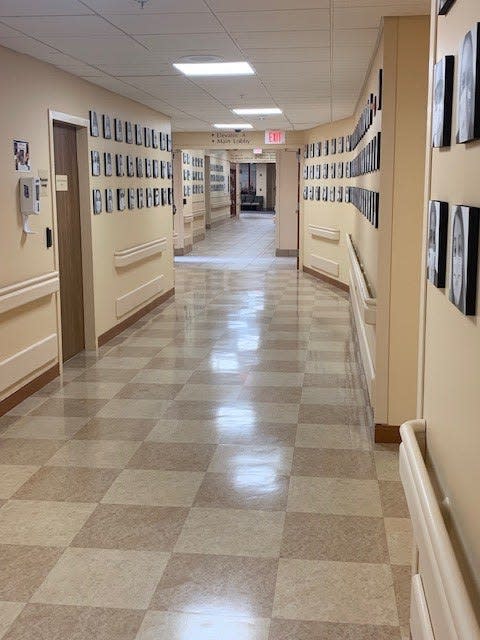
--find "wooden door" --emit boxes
[53,122,85,361]
[230,164,237,217]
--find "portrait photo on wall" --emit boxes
[457,23,480,143]
[103,114,111,139]
[432,56,454,147]
[89,110,99,137]
[125,121,133,144]
[105,188,114,213]
[449,205,479,315]
[104,152,112,177]
[92,189,102,214]
[427,200,448,288]
[115,118,123,142]
[91,150,100,176]
[438,0,456,15]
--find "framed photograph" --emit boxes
[144,127,152,148]
[92,189,102,214]
[152,129,159,149]
[329,187,335,202]
[91,150,100,176]
[135,124,143,145]
[303,187,308,200]
[146,187,153,208]
[105,188,114,213]
[309,165,314,180]
[128,188,136,210]
[337,162,343,179]
[160,132,166,151]
[166,134,172,152]
[330,138,336,154]
[127,155,135,177]
[117,188,126,212]
[137,188,144,209]
[160,160,166,179]
[438,0,456,15]
[145,158,152,178]
[168,187,172,205]
[136,157,144,178]
[378,69,383,111]
[330,162,336,179]
[167,162,172,179]
[116,154,124,177]
[345,187,350,203]
[161,188,166,206]
[153,159,159,178]
[337,136,344,153]
[125,121,133,144]
[115,118,123,142]
[89,110,99,137]
[457,24,480,143]
[103,114,111,139]
[13,139,30,171]
[337,186,343,203]
[104,152,112,177]
[432,56,455,147]
[427,200,449,288]
[323,140,329,156]
[449,205,479,314]
[322,164,329,179]
[154,188,160,206]
[345,135,351,152]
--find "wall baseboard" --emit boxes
[0,363,59,416]
[98,287,175,347]
[375,423,401,443]
[174,245,192,256]
[303,265,349,293]
[276,249,298,257]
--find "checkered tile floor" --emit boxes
[0,216,411,639]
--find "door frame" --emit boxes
[48,110,96,368]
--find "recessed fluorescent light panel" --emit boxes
[232,108,282,115]
[173,62,254,76]
[214,124,253,130]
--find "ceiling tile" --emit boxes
[104,12,222,35]
[0,1,92,16]
[245,47,330,63]
[210,0,329,10]
[136,32,240,54]
[232,30,330,49]
[36,35,149,64]
[218,9,329,32]
[84,0,209,12]
[1,15,121,35]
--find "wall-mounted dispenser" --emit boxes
[19,176,40,234]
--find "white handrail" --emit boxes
[0,271,59,315]
[114,238,167,268]
[400,419,480,640]
[346,233,376,325]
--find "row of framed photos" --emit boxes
[89,110,172,151]
[211,173,225,182]
[350,85,382,153]
[182,153,204,168]
[348,187,380,229]
[211,184,227,192]
[211,163,224,172]
[304,136,346,159]
[91,151,172,179]
[349,132,382,177]
[432,22,480,147]
[184,185,204,196]
[182,170,204,181]
[92,186,173,214]
[304,185,344,203]
[427,201,479,316]
[304,161,346,180]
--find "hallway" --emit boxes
[0,218,410,640]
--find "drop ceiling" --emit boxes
[0,0,429,131]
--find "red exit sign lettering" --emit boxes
[265,130,285,145]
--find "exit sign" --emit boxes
[265,130,285,145]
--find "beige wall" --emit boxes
[207,150,230,226]
[173,149,205,253]
[0,45,173,402]
[420,0,480,607]
[276,149,299,252]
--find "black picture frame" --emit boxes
[105,188,114,213]
[146,187,153,208]
[449,205,479,315]
[114,118,123,142]
[154,188,160,206]
[91,150,100,176]
[89,110,99,137]
[137,188,144,209]
[92,189,102,214]
[135,124,143,145]
[117,188,126,212]
[457,23,480,143]
[144,127,152,148]
[378,69,383,111]
[127,155,135,177]
[438,0,456,15]
[145,158,152,178]
[136,157,144,178]
[116,154,124,177]
[125,121,133,144]
[104,152,112,177]
[128,188,136,210]
[152,129,159,149]
[427,200,449,288]
[432,56,455,147]
[153,159,159,178]
[103,114,111,139]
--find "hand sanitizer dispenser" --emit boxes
[19,177,40,234]
[20,177,40,214]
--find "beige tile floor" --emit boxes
[0,215,412,639]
